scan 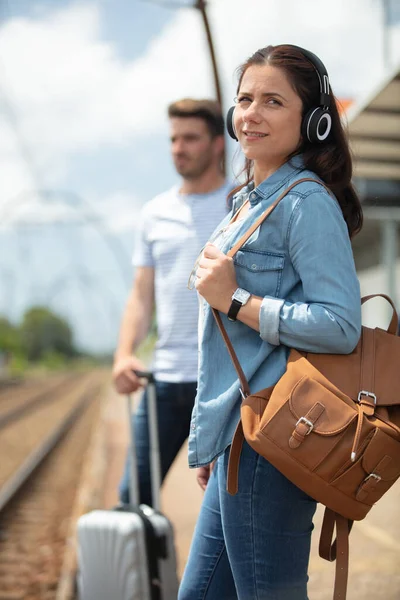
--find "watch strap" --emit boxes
[228,298,242,322]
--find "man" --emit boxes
[112,98,231,505]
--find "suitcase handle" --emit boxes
[133,370,156,384]
[127,371,161,510]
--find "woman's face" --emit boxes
[233,64,303,166]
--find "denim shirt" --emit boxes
[188,155,362,468]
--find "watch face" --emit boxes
[234,288,251,303]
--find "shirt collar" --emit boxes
[232,154,305,209]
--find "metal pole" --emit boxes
[194,0,226,174]
[382,0,391,69]
[195,0,223,108]
[381,219,398,308]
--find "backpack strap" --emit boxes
[217,178,353,600]
[226,386,275,495]
[361,294,399,335]
[227,419,245,495]
[229,434,354,600]
[227,177,330,259]
[319,508,354,600]
[212,177,329,396]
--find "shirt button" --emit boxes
[251,264,257,270]
[250,192,256,200]
[191,424,196,430]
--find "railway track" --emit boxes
[0,374,86,430]
[0,370,109,600]
[0,377,22,392]
[0,373,74,419]
[0,375,51,401]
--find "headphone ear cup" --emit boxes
[226,106,238,141]
[302,107,332,143]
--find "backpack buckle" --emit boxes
[364,473,381,483]
[239,388,247,400]
[295,416,314,435]
[357,390,377,405]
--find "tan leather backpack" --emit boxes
[212,178,400,600]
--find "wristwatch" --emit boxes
[228,288,251,322]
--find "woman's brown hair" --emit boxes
[231,44,363,238]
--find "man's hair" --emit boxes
[168,98,225,138]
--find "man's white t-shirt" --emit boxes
[133,182,231,382]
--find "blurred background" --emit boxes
[0,2,399,600]
[0,0,399,374]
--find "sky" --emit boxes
[0,0,399,353]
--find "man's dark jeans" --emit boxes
[119,380,197,506]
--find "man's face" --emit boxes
[169,117,220,179]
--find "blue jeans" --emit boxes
[179,441,317,600]
[119,380,196,506]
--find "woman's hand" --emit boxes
[195,243,238,312]
[196,461,216,491]
[196,466,211,491]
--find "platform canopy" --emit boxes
[346,63,400,181]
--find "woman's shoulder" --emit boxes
[284,170,342,216]
[283,172,349,242]
[288,170,332,197]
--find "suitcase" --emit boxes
[76,371,180,600]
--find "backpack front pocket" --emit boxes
[259,375,373,473]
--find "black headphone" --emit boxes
[227,45,332,144]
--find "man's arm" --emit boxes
[112,266,155,394]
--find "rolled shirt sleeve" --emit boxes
[259,190,361,354]
[259,296,285,345]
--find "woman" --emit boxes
[179,44,362,600]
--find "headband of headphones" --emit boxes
[288,44,331,109]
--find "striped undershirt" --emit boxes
[133,182,232,382]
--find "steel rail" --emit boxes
[0,374,81,429]
[0,377,22,391]
[0,382,100,512]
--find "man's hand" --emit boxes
[112,355,147,394]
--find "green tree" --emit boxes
[0,317,20,354]
[19,306,76,361]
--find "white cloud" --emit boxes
[0,0,399,354]
[210,0,386,100]
[87,190,145,233]
[0,5,139,152]
[0,0,397,211]
[1,0,394,159]
[0,184,143,238]
[0,3,210,217]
